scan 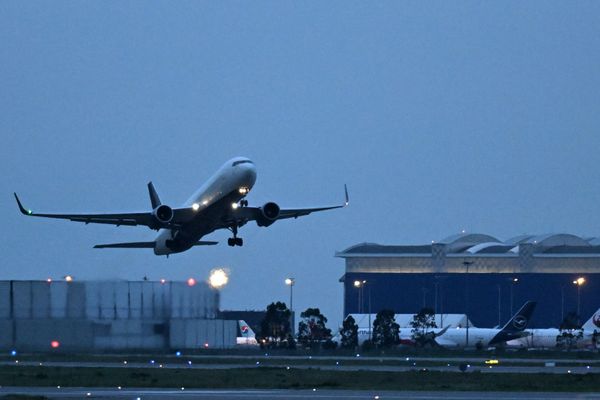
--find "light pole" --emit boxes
[463,261,473,347]
[573,277,585,318]
[509,277,519,315]
[354,280,370,340]
[496,284,501,327]
[285,278,295,335]
[434,275,447,328]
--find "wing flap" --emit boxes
[94,241,156,249]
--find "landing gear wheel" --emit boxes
[228,225,243,246]
[227,237,243,246]
[240,200,248,207]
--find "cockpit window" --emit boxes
[232,160,254,167]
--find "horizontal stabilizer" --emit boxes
[94,242,155,249]
[192,241,218,246]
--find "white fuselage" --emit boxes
[154,157,257,255]
[434,327,510,348]
[507,329,596,349]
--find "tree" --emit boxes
[339,315,359,349]
[372,309,400,348]
[556,311,583,350]
[559,311,581,330]
[297,308,333,348]
[556,328,583,350]
[259,302,291,347]
[410,307,438,347]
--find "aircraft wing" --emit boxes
[14,193,196,229]
[228,185,349,224]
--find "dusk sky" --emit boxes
[2,2,600,329]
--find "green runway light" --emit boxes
[27,210,32,215]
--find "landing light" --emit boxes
[192,203,200,211]
[239,187,249,195]
[208,268,229,289]
[231,203,239,209]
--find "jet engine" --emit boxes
[152,204,174,224]
[256,202,280,227]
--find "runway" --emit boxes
[1,387,600,400]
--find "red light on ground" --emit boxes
[204,343,209,348]
[160,278,166,284]
[187,278,196,287]
[46,278,52,283]
[50,340,60,348]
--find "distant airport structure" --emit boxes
[337,233,600,328]
[0,280,237,351]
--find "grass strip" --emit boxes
[0,365,598,392]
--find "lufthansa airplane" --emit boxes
[14,157,348,256]
[434,301,537,348]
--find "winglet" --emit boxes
[344,184,349,206]
[14,193,33,215]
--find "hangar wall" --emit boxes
[0,280,236,351]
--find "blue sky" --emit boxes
[2,2,600,329]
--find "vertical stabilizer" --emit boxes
[489,301,536,345]
[583,308,600,331]
[148,182,162,209]
[237,320,258,346]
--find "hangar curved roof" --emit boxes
[439,233,500,245]
[466,242,513,254]
[336,232,600,257]
[504,234,534,246]
[525,233,590,247]
[588,237,600,246]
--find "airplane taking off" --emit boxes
[434,301,537,348]
[14,157,348,256]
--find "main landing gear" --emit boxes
[227,225,243,247]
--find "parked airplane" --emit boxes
[332,323,450,347]
[236,320,258,346]
[434,301,537,348]
[507,307,600,349]
[14,157,348,256]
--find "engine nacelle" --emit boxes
[256,202,280,227]
[152,204,174,225]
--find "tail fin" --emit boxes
[583,308,600,330]
[148,182,161,209]
[236,320,258,346]
[489,301,536,345]
[238,320,256,338]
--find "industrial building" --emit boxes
[0,280,237,352]
[337,233,600,328]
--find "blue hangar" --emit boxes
[336,233,600,328]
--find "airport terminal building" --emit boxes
[0,280,237,352]
[337,233,600,328]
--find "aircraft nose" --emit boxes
[246,165,257,184]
